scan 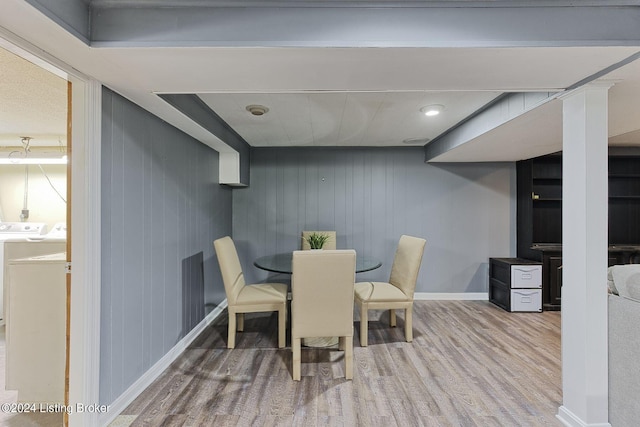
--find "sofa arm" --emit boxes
[609,293,640,426]
[608,265,640,301]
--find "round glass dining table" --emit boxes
[254,252,382,274]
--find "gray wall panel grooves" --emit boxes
[233,147,515,293]
[100,87,232,406]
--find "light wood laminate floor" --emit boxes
[119,301,562,426]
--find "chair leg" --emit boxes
[237,313,244,331]
[292,337,301,381]
[405,306,413,342]
[278,306,286,348]
[360,302,368,347]
[227,310,236,349]
[389,309,396,327]
[345,336,353,380]
[338,336,345,351]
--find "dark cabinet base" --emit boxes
[489,278,511,312]
[543,252,562,311]
[489,258,543,312]
[533,246,637,311]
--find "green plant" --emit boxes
[305,232,331,249]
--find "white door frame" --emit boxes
[0,31,101,427]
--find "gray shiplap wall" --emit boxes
[100,88,231,406]
[233,148,515,292]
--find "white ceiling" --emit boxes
[0,48,67,148]
[190,46,640,151]
[1,1,640,160]
[199,91,502,147]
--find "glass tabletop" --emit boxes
[254,252,382,274]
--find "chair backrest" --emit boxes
[213,236,246,305]
[301,231,337,250]
[389,235,427,298]
[291,249,356,338]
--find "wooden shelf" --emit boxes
[517,151,640,311]
[609,196,640,200]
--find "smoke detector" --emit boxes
[246,105,269,116]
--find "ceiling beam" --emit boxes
[159,94,251,186]
[23,0,90,44]
[424,92,557,162]
[425,50,640,162]
[88,5,640,48]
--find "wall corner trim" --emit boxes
[556,405,611,427]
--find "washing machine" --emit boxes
[46,222,67,239]
[22,222,66,241]
[0,222,48,324]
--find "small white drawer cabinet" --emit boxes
[489,258,543,312]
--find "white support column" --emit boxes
[557,83,612,427]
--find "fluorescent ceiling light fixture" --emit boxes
[420,104,444,117]
[0,137,67,164]
[0,156,67,165]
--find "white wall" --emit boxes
[0,164,66,230]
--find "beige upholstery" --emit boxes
[355,235,426,346]
[291,250,356,380]
[214,236,288,349]
[301,231,337,250]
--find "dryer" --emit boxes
[0,222,48,324]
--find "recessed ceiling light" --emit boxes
[402,137,431,145]
[246,104,269,116]
[420,104,444,117]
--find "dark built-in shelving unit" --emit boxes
[609,155,640,245]
[516,148,640,310]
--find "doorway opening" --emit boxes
[0,45,69,426]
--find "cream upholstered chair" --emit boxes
[291,249,356,381]
[355,235,426,347]
[301,231,337,250]
[213,236,288,349]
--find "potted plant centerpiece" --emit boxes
[305,232,331,249]
[301,231,338,347]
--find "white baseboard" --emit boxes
[414,292,489,301]
[556,406,611,427]
[99,300,228,427]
